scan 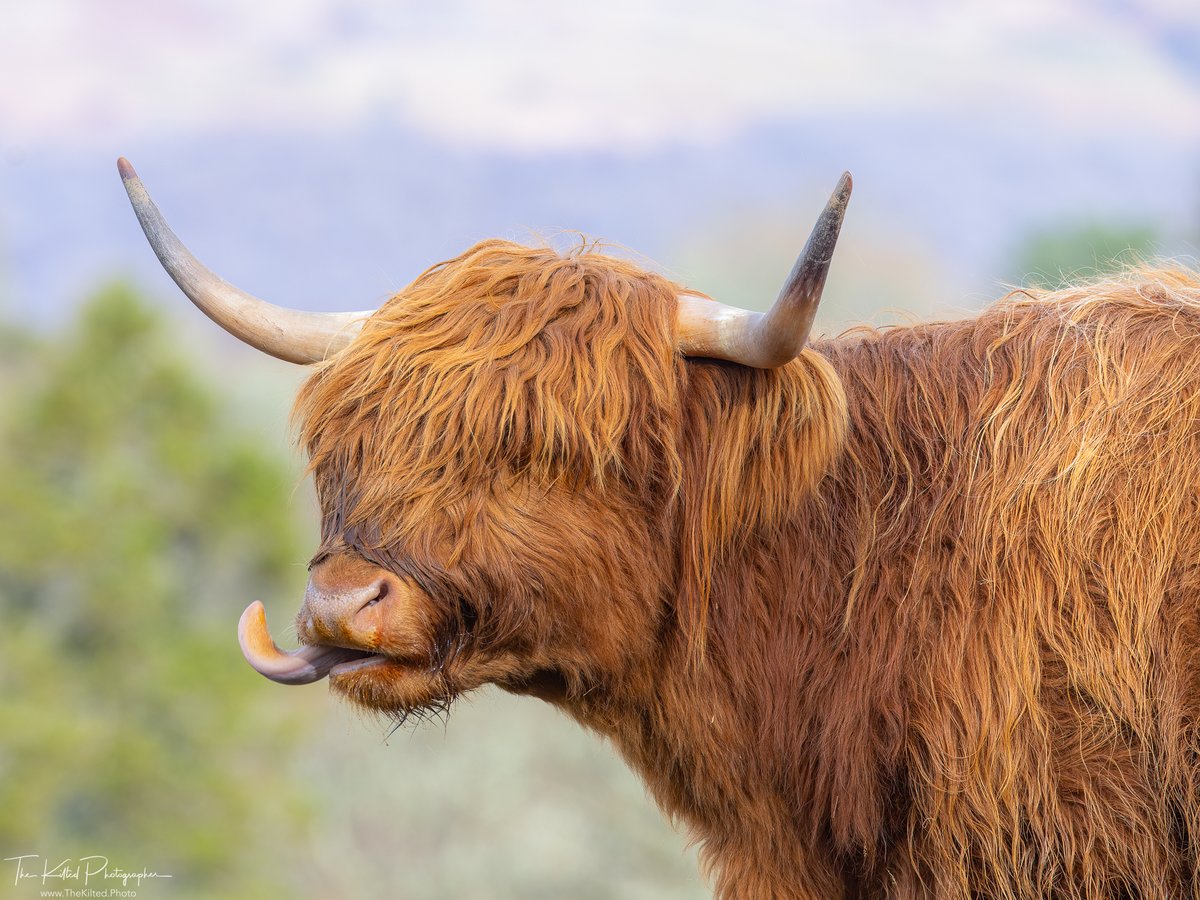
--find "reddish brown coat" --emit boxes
[296,243,1200,898]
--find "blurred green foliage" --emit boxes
[1011,222,1160,289]
[0,283,315,897]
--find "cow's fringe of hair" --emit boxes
[294,239,681,548]
[296,238,682,497]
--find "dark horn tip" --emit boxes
[836,171,853,200]
[117,157,137,181]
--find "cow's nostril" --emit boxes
[358,578,389,612]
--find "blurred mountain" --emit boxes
[4,110,1197,331]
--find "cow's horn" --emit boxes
[677,172,851,368]
[117,158,373,364]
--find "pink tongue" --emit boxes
[237,601,375,685]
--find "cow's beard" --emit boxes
[329,654,465,730]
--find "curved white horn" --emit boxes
[118,158,373,364]
[678,172,852,368]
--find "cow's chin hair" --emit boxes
[329,659,462,727]
[327,649,546,729]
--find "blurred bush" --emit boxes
[1010,222,1161,289]
[0,283,315,897]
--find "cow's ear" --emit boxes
[675,354,847,642]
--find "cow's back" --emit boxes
[814,269,1200,897]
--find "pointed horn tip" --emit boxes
[116,157,138,181]
[833,171,853,203]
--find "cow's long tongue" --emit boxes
[237,601,374,684]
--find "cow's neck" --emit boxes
[547,338,931,895]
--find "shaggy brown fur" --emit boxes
[294,241,1200,899]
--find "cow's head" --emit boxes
[118,158,850,720]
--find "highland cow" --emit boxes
[120,156,1200,899]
